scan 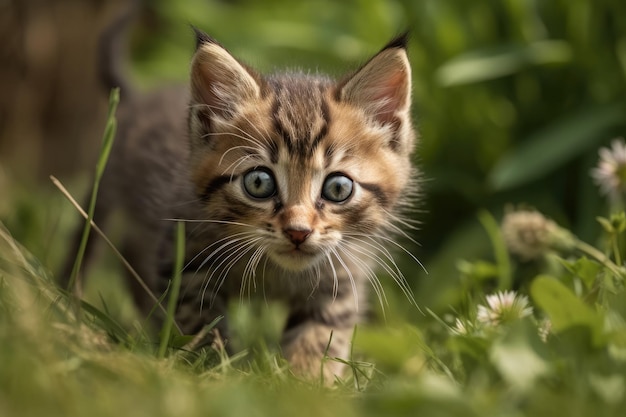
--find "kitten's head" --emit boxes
[188,30,417,272]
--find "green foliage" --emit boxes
[489,103,626,191]
[6,183,626,416]
[3,1,626,416]
[531,275,605,344]
[4,210,625,416]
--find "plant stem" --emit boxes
[576,238,624,278]
[478,210,512,290]
[158,221,185,358]
[612,235,622,267]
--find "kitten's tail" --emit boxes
[97,2,140,96]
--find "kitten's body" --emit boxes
[68,21,418,381]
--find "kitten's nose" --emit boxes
[283,228,312,245]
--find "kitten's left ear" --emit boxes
[337,33,412,126]
[190,28,262,121]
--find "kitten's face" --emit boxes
[187,33,415,273]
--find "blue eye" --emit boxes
[322,174,353,203]
[243,169,276,199]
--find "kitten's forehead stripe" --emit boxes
[269,75,331,160]
[268,133,280,164]
[308,96,331,157]
[323,144,335,169]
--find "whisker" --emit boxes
[198,240,251,312]
[192,232,257,273]
[218,144,259,166]
[200,128,263,146]
[176,231,254,300]
[199,235,256,285]
[342,238,416,307]
[233,110,274,148]
[177,233,255,308]
[210,238,262,307]
[165,218,258,229]
[200,131,265,158]
[348,232,427,274]
[191,102,269,146]
[380,214,421,246]
[196,235,257,303]
[261,254,270,307]
[222,153,258,179]
[240,244,268,303]
[307,261,322,298]
[336,243,388,315]
[329,247,359,312]
[324,252,339,301]
[343,235,406,283]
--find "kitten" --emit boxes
[67,18,419,382]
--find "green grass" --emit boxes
[0,202,353,417]
[2,91,626,417]
[3,1,626,414]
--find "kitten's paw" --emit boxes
[285,348,346,385]
[282,324,351,385]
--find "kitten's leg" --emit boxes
[169,272,231,346]
[281,288,361,384]
[121,223,165,314]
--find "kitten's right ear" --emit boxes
[190,29,261,121]
[337,33,412,127]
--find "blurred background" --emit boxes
[1,0,625,320]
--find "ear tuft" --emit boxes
[192,26,219,50]
[383,31,410,50]
[190,37,261,122]
[338,35,412,127]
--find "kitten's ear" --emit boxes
[190,29,261,120]
[337,33,412,126]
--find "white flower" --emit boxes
[476,290,533,327]
[452,318,470,335]
[476,304,499,327]
[538,318,552,342]
[591,138,626,200]
[501,209,575,260]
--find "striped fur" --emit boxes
[73,29,419,383]
[179,31,418,381]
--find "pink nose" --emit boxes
[284,228,312,245]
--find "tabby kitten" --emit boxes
[71,25,418,382]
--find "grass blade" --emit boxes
[488,102,625,190]
[50,176,181,334]
[477,210,512,291]
[158,221,185,358]
[67,88,119,294]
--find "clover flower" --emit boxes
[591,138,626,201]
[476,290,533,327]
[452,318,470,335]
[501,209,574,260]
[538,318,552,342]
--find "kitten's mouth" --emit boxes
[269,247,323,271]
[280,247,311,256]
